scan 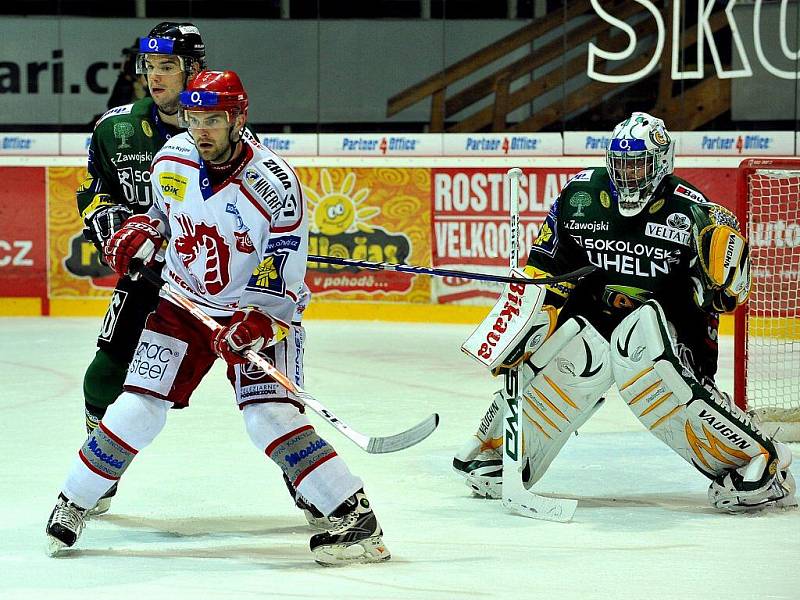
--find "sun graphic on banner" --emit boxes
[305,169,380,235]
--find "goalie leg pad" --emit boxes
[611,301,794,510]
[453,392,504,498]
[520,317,613,487]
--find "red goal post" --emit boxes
[734,158,800,441]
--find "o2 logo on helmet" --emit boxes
[140,37,175,54]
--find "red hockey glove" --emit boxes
[213,308,278,365]
[104,215,164,277]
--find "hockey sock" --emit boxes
[83,349,128,432]
[242,403,363,516]
[62,392,169,509]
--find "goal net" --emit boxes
[735,159,800,442]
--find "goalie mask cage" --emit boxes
[735,158,800,442]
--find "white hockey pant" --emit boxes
[611,301,796,511]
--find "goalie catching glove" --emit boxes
[694,223,751,312]
[104,214,164,277]
[212,307,288,366]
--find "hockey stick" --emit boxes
[130,261,439,454]
[308,255,596,286]
[501,168,578,522]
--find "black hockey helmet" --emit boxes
[135,22,207,75]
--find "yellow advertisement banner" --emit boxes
[48,166,117,298]
[47,166,432,303]
[300,167,431,302]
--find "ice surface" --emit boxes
[0,317,797,600]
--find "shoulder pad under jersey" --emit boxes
[154,132,198,163]
[667,176,709,205]
[563,167,606,190]
[94,103,135,128]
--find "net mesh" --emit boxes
[745,170,800,428]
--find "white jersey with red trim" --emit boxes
[147,132,309,326]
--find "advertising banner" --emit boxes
[0,167,47,298]
[442,133,562,156]
[256,134,318,156]
[298,166,431,302]
[679,132,794,156]
[430,167,580,304]
[318,134,443,156]
[48,167,118,299]
[0,133,59,155]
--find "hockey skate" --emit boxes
[452,449,503,499]
[709,442,797,512]
[86,483,117,517]
[309,490,390,566]
[46,493,88,556]
[282,473,335,530]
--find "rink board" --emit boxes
[0,155,765,330]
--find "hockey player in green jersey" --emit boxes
[455,112,796,513]
[74,22,326,525]
[76,21,207,515]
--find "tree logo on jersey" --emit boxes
[600,190,611,208]
[113,121,134,149]
[569,191,592,217]
[173,214,231,296]
[247,253,288,297]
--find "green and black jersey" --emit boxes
[77,97,259,219]
[527,167,742,379]
[77,97,181,219]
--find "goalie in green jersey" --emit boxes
[456,112,796,513]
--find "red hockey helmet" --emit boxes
[179,70,248,127]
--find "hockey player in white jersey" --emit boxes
[45,70,390,566]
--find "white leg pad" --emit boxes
[242,403,362,516]
[520,317,613,487]
[611,301,778,478]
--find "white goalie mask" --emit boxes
[606,112,675,217]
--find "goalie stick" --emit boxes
[501,168,578,523]
[130,261,439,454]
[308,255,597,286]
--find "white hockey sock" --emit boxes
[242,402,363,515]
[61,392,170,509]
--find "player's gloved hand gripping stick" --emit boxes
[129,259,439,454]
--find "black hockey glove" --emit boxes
[83,203,134,256]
